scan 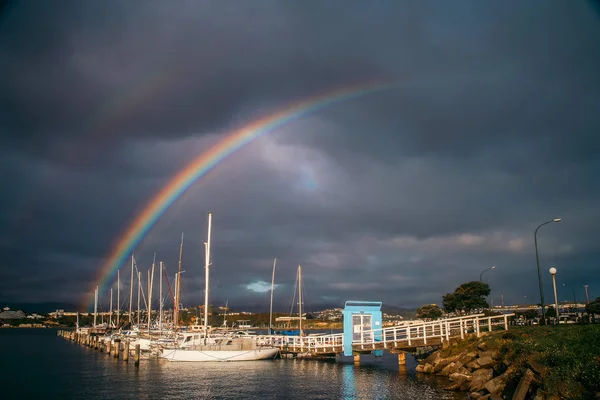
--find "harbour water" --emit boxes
[2,329,467,399]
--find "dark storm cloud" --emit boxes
[1,1,599,311]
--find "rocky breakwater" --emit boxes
[416,334,555,400]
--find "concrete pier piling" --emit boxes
[397,352,406,366]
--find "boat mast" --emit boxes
[298,265,303,337]
[269,258,277,333]
[93,286,98,328]
[129,254,134,325]
[116,270,120,329]
[174,233,183,329]
[159,261,163,334]
[173,273,178,328]
[137,271,141,327]
[109,288,113,328]
[203,212,212,334]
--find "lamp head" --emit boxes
[549,267,557,275]
[491,265,496,269]
[553,218,562,222]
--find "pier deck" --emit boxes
[259,313,514,356]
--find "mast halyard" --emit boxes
[203,212,212,334]
[269,258,277,333]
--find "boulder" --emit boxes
[477,341,488,351]
[440,361,464,376]
[444,375,468,391]
[423,363,435,373]
[459,354,476,366]
[469,368,493,392]
[512,369,535,400]
[477,356,495,368]
[415,364,424,373]
[469,393,490,400]
[449,372,472,382]
[467,351,478,358]
[466,360,480,371]
[435,356,461,372]
[484,367,515,395]
[478,350,498,359]
[423,351,441,366]
[528,360,548,378]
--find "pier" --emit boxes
[259,313,513,358]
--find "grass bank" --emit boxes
[500,324,600,399]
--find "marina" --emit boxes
[57,311,514,366]
[61,211,515,368]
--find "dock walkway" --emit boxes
[258,313,514,356]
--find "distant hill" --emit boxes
[381,304,417,318]
[0,302,79,314]
[200,301,416,316]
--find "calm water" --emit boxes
[1,329,467,399]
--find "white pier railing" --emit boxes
[257,313,514,354]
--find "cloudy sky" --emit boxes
[1,1,599,313]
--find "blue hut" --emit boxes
[342,301,383,356]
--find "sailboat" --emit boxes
[159,212,280,362]
[273,265,305,336]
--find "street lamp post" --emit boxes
[549,267,559,324]
[480,265,496,282]
[535,218,561,324]
[584,285,590,304]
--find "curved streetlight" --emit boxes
[562,283,576,304]
[480,265,496,282]
[535,218,561,324]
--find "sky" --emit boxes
[1,1,599,313]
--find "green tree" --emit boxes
[586,297,600,315]
[442,281,490,314]
[416,304,444,321]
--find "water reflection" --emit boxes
[2,330,468,400]
[342,364,357,399]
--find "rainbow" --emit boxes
[84,79,401,310]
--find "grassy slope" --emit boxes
[500,325,600,399]
[430,324,600,398]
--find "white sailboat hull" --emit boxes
[160,347,279,362]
